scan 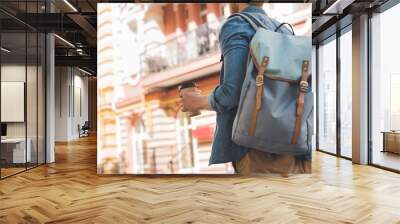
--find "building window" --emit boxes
[219,4,225,17]
[184,6,190,25]
[200,3,208,24]
[176,111,195,170]
[130,119,147,173]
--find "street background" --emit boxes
[97,3,312,174]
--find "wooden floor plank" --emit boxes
[0,135,400,223]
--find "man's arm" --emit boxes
[180,47,249,113]
[180,17,252,113]
[207,47,249,113]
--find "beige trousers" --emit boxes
[233,149,311,175]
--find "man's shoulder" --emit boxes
[222,14,251,29]
[224,12,269,24]
[223,13,277,30]
[219,14,255,40]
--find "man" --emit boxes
[180,3,311,175]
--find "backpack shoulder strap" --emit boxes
[227,12,260,31]
[219,13,260,62]
[240,12,269,30]
[220,12,262,62]
[243,12,296,36]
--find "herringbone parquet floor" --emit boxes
[1,135,400,224]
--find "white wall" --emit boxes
[1,65,36,138]
[55,66,69,141]
[54,67,89,141]
[1,65,26,141]
[1,65,26,136]
[72,73,89,138]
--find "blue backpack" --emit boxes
[230,12,313,156]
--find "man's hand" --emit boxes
[179,89,213,112]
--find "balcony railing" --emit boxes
[140,17,225,75]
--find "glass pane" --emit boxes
[26,0,38,169]
[38,33,45,164]
[0,0,46,178]
[371,4,400,171]
[27,31,38,169]
[318,37,337,154]
[312,46,317,151]
[1,31,27,177]
[340,29,352,158]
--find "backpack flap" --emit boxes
[249,29,312,81]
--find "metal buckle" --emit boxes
[256,75,263,86]
[300,81,308,92]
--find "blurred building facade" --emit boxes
[98,3,311,174]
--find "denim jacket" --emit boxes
[208,6,288,165]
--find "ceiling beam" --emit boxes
[67,13,97,39]
[13,13,82,32]
[55,55,96,68]
[323,0,356,14]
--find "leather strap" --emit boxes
[249,56,269,136]
[291,60,309,144]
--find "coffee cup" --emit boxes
[178,81,201,117]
